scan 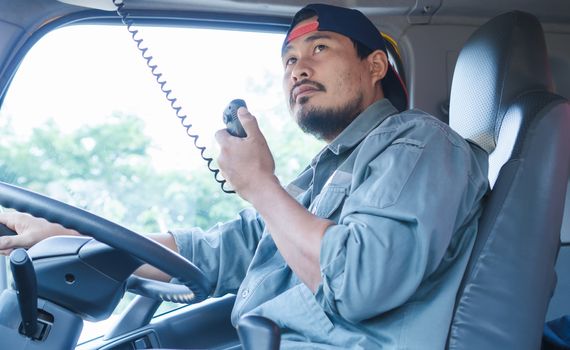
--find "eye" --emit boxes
[314,44,327,53]
[284,56,297,66]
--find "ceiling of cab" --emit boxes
[1,0,568,43]
[58,0,569,22]
[52,0,570,32]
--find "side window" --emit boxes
[0,23,323,342]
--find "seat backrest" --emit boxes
[446,11,570,350]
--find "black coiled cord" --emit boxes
[112,0,234,194]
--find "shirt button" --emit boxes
[241,288,250,298]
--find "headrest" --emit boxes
[449,11,554,153]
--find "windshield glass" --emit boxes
[0,23,323,343]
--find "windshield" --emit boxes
[0,22,323,343]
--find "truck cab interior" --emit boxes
[0,0,569,349]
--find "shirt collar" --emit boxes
[326,98,398,155]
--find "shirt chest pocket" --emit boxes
[310,185,349,219]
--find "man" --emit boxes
[0,4,488,348]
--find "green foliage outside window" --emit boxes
[0,111,322,233]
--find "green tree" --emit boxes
[0,113,248,233]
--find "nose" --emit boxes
[290,57,313,83]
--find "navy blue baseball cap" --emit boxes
[283,3,408,112]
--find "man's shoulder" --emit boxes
[375,108,450,135]
[358,108,488,189]
[369,108,470,150]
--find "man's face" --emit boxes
[281,16,384,141]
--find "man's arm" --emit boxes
[0,210,264,295]
[215,108,332,292]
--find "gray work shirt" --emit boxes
[171,99,489,349]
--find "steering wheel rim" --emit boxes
[0,181,210,302]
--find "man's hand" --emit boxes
[0,211,79,255]
[215,107,280,203]
[0,211,179,282]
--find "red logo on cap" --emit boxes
[287,21,319,43]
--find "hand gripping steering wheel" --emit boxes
[0,181,210,303]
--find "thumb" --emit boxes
[237,107,261,137]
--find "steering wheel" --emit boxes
[0,181,210,303]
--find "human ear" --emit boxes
[367,50,389,86]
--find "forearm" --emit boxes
[250,177,333,292]
[133,232,179,282]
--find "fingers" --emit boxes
[0,248,13,256]
[214,128,232,144]
[0,234,31,253]
[237,107,260,137]
[0,212,19,230]
[0,211,70,253]
[215,107,261,143]
[0,212,26,254]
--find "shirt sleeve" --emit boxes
[170,207,265,297]
[316,124,484,323]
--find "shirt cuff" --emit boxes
[317,224,351,314]
[168,228,199,262]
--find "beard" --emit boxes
[294,93,364,141]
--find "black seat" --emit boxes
[446,11,570,350]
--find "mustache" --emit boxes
[289,79,326,105]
